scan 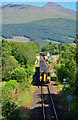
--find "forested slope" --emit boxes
[2,18,76,45]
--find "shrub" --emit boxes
[56,64,68,82]
[5,80,17,90]
[2,56,19,81]
[2,101,20,120]
[12,67,26,83]
[25,65,33,78]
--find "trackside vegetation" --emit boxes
[1,36,78,119]
[56,42,78,118]
[41,41,78,118]
[2,39,39,119]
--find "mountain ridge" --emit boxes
[1,2,76,24]
[1,2,76,12]
[43,2,75,11]
[1,2,76,45]
[42,2,75,15]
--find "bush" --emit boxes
[5,80,17,90]
[51,77,57,81]
[2,56,19,81]
[12,67,26,83]
[2,101,20,120]
[25,65,33,78]
[56,64,68,82]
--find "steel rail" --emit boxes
[47,85,58,120]
[41,86,45,120]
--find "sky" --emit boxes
[1,0,77,1]
[1,1,77,11]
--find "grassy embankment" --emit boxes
[50,56,78,119]
[50,69,78,118]
[58,82,78,118]
[2,61,39,119]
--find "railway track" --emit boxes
[41,85,58,120]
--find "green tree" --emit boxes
[2,56,19,81]
[74,36,78,94]
[2,39,12,65]
[11,67,26,83]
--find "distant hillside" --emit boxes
[43,2,75,16]
[2,18,76,45]
[1,3,76,24]
[1,2,76,45]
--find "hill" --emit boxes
[1,2,76,45]
[2,18,76,45]
[42,2,75,16]
[1,3,76,24]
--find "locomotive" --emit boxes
[40,60,51,83]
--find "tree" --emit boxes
[2,56,19,81]
[74,36,78,94]
[11,67,26,83]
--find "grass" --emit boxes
[50,68,57,77]
[2,83,36,120]
[50,66,78,117]
[13,81,35,119]
[0,81,6,87]
[2,75,36,119]
[15,84,35,107]
[47,58,78,118]
[58,82,78,118]
[44,39,60,44]
[7,36,29,43]
[49,54,78,118]
[58,83,64,91]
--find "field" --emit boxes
[44,39,60,44]
[6,36,29,42]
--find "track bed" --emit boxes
[41,85,58,120]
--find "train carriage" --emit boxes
[40,60,51,83]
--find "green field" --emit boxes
[44,39,60,44]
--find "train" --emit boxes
[39,60,51,83]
